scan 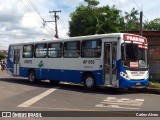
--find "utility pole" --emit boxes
[139,11,143,36]
[49,10,61,38]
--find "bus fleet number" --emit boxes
[83,60,95,64]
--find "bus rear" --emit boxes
[118,34,149,88]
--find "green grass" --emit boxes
[148,82,160,88]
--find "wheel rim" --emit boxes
[29,72,34,82]
[86,77,94,88]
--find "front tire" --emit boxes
[83,74,96,90]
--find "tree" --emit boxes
[124,8,139,30]
[84,0,99,7]
[69,0,147,37]
[68,0,124,37]
[88,5,124,34]
[68,5,90,36]
[143,18,160,30]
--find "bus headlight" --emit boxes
[145,72,149,79]
[120,72,130,80]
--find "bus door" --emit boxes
[104,43,117,86]
[13,47,20,76]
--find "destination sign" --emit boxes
[124,34,147,44]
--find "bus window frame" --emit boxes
[81,39,102,58]
[34,43,47,58]
[63,41,80,58]
[48,42,63,58]
[22,44,34,58]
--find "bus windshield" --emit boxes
[121,43,148,69]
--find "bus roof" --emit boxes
[9,33,144,46]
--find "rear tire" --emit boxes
[28,70,38,83]
[83,74,96,90]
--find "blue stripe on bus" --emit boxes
[119,77,149,88]
[7,59,14,74]
[19,67,104,85]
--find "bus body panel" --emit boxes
[7,57,14,75]
[116,58,149,88]
[19,67,104,85]
[119,78,149,88]
[7,33,149,89]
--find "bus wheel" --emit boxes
[28,71,37,83]
[83,74,96,90]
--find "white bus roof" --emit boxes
[9,33,143,46]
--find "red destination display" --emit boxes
[130,62,138,68]
[124,34,147,44]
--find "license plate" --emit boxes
[136,82,141,86]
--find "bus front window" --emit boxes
[138,47,148,68]
[121,43,148,69]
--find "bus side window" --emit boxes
[23,45,34,58]
[35,44,47,58]
[48,42,62,58]
[63,41,80,58]
[81,40,101,58]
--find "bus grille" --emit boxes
[130,72,145,76]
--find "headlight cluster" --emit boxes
[145,72,149,79]
[120,72,130,80]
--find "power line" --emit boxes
[15,0,31,16]
[16,0,42,24]
[26,0,55,34]
[15,0,54,35]
[24,0,49,24]
[143,15,149,21]
[130,0,149,21]
[131,0,141,11]
[26,0,44,22]
[16,0,52,34]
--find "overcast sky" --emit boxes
[0,0,159,50]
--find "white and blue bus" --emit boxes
[7,33,149,89]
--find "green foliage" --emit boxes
[69,0,160,37]
[68,0,124,37]
[149,75,155,83]
[124,8,139,30]
[68,0,139,36]
[149,82,160,88]
[143,18,160,30]
[148,75,160,88]
[84,0,99,7]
